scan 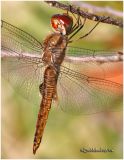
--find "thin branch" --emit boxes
[1,50,123,64]
[45,1,123,28]
[71,1,123,18]
[65,52,123,64]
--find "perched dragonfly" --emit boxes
[1,12,123,154]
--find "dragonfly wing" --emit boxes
[1,20,45,106]
[1,20,42,55]
[66,46,121,57]
[2,54,45,106]
[64,46,123,79]
[57,63,122,115]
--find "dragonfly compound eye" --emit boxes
[51,14,73,35]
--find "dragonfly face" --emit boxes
[1,9,123,155]
[51,14,73,35]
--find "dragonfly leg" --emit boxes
[67,5,82,33]
[68,12,87,42]
[66,3,71,15]
[76,16,110,40]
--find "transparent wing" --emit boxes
[1,20,123,115]
[1,20,42,55]
[2,55,45,105]
[57,62,122,115]
[1,20,44,105]
[66,46,121,57]
[54,46,123,79]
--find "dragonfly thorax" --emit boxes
[42,33,68,66]
[51,14,73,35]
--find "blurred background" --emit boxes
[1,1,123,159]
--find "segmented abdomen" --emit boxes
[33,65,57,154]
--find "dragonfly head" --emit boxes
[51,14,73,35]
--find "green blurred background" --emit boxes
[1,1,123,159]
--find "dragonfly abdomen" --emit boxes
[33,65,58,154]
[33,33,68,154]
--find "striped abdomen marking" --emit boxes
[33,66,57,154]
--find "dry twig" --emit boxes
[72,1,123,18]
[45,1,123,28]
[1,50,123,63]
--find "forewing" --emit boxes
[1,20,42,55]
[1,20,44,105]
[64,46,123,79]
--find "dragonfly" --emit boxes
[1,11,123,154]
